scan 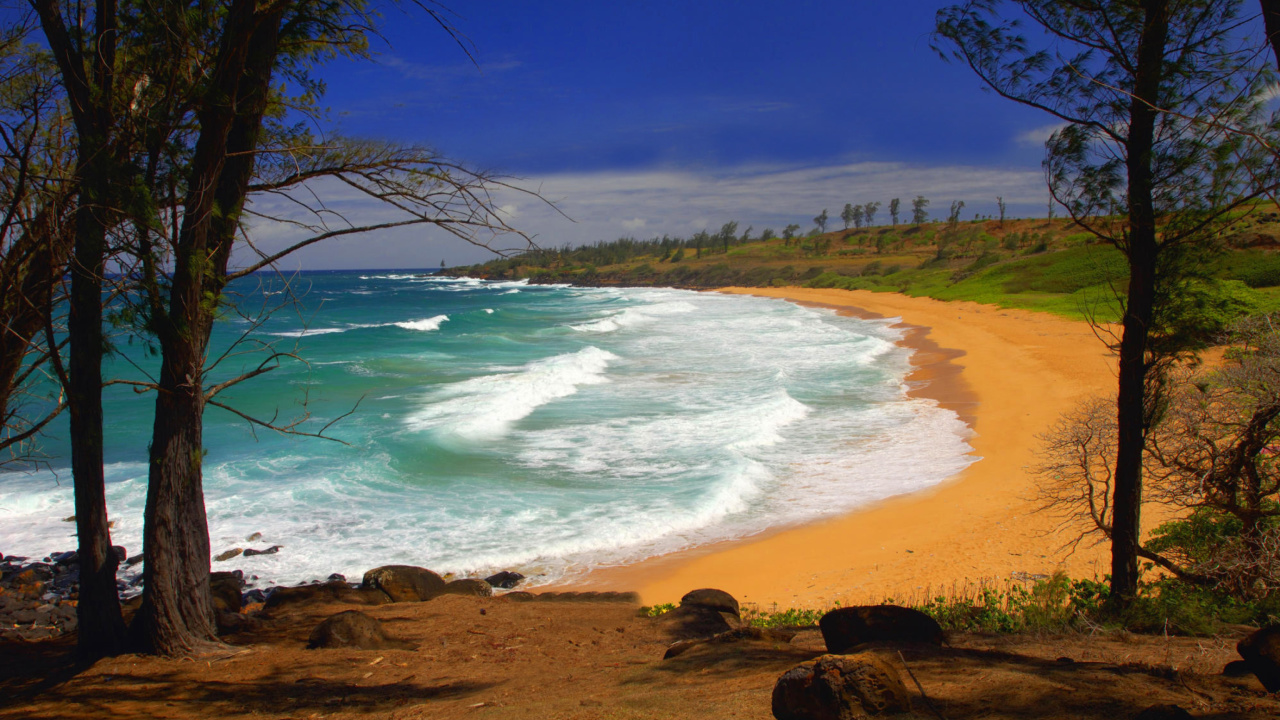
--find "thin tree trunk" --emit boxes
[1110,0,1170,607]
[68,146,128,658]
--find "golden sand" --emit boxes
[575,287,1119,608]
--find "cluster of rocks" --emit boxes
[0,548,141,641]
[647,590,1280,720]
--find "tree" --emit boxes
[814,208,828,233]
[947,200,965,230]
[996,196,1006,227]
[1038,315,1280,599]
[937,0,1279,605]
[783,223,800,241]
[760,227,776,241]
[863,201,880,227]
[28,0,537,657]
[911,195,929,226]
[889,197,901,226]
[718,220,738,253]
[32,0,135,658]
[840,202,856,229]
[0,30,75,469]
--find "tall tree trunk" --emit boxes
[1110,0,1170,607]
[1261,0,1280,70]
[32,0,129,659]
[68,144,129,658]
[132,0,281,655]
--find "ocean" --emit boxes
[0,273,974,589]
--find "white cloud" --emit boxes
[1016,122,1069,147]
[238,158,1050,270]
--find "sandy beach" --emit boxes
[579,287,1120,608]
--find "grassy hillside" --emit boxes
[455,208,1280,323]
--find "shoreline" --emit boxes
[567,287,1118,608]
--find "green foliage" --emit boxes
[1213,250,1280,288]
[642,603,675,617]
[741,605,829,629]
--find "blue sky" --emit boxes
[245,2,1164,268]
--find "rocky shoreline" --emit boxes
[0,547,541,642]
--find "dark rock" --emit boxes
[210,571,245,613]
[51,551,77,565]
[1237,624,1280,692]
[484,571,525,589]
[246,532,263,542]
[217,610,265,635]
[243,589,269,605]
[772,653,912,720]
[327,573,347,583]
[680,588,740,617]
[125,553,145,567]
[111,546,126,562]
[264,580,387,609]
[1223,659,1253,677]
[818,605,944,654]
[361,565,446,603]
[214,548,243,562]
[306,610,415,650]
[11,608,38,624]
[242,545,281,557]
[664,626,799,659]
[438,578,494,597]
[1132,704,1193,720]
[654,603,740,641]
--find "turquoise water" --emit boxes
[0,274,974,587]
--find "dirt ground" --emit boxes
[1,594,1276,719]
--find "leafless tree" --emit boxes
[1037,315,1280,598]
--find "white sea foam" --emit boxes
[403,346,616,441]
[393,315,449,332]
[0,280,977,590]
[570,300,696,333]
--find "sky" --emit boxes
[247,1,1124,269]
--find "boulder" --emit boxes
[484,571,525,589]
[214,548,243,562]
[438,578,493,597]
[361,565,446,602]
[1132,705,1193,720]
[818,605,944,654]
[654,603,741,641]
[680,588,740,617]
[1237,624,1280,692]
[772,653,911,720]
[243,545,281,557]
[306,610,415,650]
[264,580,387,609]
[210,571,244,613]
